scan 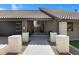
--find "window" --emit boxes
[67,22,73,31]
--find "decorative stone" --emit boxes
[0,44,8,55]
[8,35,22,53]
[22,32,29,42]
[50,32,57,42]
[56,35,69,53]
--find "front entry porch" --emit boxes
[33,20,45,35]
[25,20,58,35]
[22,19,79,41]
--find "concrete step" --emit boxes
[30,35,49,40]
[31,35,48,37]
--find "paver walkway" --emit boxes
[22,35,56,55]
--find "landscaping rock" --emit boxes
[8,35,22,53]
[0,44,8,55]
[56,35,69,53]
[50,32,57,42]
[22,32,29,42]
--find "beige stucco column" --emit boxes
[22,20,27,32]
[59,22,67,35]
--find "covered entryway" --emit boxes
[33,20,44,34]
[26,20,58,35]
[0,21,22,36]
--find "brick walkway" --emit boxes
[22,35,56,55]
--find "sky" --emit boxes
[0,4,79,11]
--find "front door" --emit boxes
[33,21,44,33]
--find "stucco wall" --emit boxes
[67,22,79,40]
[44,21,58,33]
